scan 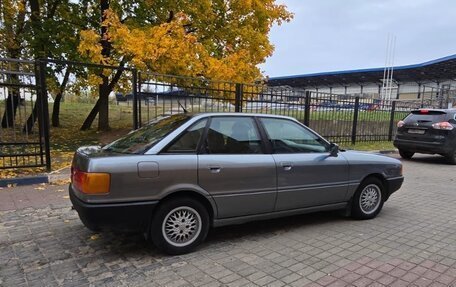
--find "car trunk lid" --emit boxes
[72,146,128,172]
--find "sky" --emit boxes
[261,0,456,77]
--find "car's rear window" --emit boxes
[404,111,451,123]
[102,114,191,154]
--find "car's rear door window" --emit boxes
[205,117,262,154]
[103,114,190,154]
[164,119,208,153]
[260,118,329,153]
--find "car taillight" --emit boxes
[432,122,454,130]
[397,120,405,128]
[71,167,110,194]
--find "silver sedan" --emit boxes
[70,113,403,254]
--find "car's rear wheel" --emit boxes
[399,149,414,159]
[352,177,384,220]
[445,149,456,165]
[150,197,209,255]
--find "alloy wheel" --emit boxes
[162,206,202,247]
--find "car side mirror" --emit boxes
[329,143,339,157]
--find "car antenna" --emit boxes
[178,100,188,113]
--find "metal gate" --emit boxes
[0,58,51,170]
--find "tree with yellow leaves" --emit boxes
[78,0,292,131]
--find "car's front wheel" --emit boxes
[352,177,384,219]
[150,197,209,255]
[399,149,414,159]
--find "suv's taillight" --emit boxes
[71,167,110,194]
[431,122,454,130]
[397,120,405,128]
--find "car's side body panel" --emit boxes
[198,154,277,218]
[212,202,348,227]
[272,153,349,210]
[341,151,403,199]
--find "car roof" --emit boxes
[190,112,297,121]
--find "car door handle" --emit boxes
[280,162,293,171]
[208,166,221,173]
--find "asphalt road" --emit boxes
[0,153,455,286]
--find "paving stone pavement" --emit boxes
[1,154,456,287]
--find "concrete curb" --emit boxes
[0,166,71,188]
[0,176,49,188]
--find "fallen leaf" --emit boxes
[53,179,71,185]
[57,189,65,192]
[62,195,69,199]
[90,234,100,240]
[64,220,70,223]
[34,187,46,190]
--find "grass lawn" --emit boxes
[1,101,397,179]
[341,141,395,151]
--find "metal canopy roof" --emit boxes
[267,54,456,88]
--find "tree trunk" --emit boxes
[80,99,100,131]
[1,91,20,128]
[80,59,126,131]
[80,77,111,131]
[51,67,71,127]
[51,91,63,127]
[23,100,38,134]
[98,76,110,131]
[1,72,20,128]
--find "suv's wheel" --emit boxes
[150,197,209,255]
[399,149,414,159]
[445,149,456,165]
[352,177,385,220]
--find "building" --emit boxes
[267,54,456,104]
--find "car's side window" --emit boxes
[260,118,329,154]
[165,119,207,153]
[205,117,262,154]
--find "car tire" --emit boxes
[445,149,456,165]
[398,149,414,159]
[351,177,385,220]
[150,197,209,255]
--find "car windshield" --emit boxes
[103,114,191,154]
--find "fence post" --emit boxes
[304,91,311,126]
[132,69,138,129]
[351,97,360,145]
[38,60,51,171]
[235,83,243,112]
[388,101,396,141]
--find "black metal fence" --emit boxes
[136,73,426,144]
[0,58,51,170]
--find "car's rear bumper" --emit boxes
[393,138,453,155]
[69,187,158,232]
[385,176,404,200]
